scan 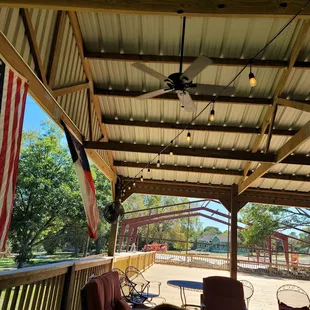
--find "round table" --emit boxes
[167,280,203,308]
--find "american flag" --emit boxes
[0,56,28,252]
[63,123,99,239]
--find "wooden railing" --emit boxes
[0,252,155,310]
[155,253,310,280]
[113,252,156,272]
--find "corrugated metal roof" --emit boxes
[0,8,35,71]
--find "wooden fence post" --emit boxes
[61,264,76,310]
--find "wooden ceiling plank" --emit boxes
[52,82,89,97]
[85,141,310,166]
[20,8,48,86]
[277,98,310,113]
[67,11,116,178]
[46,11,66,88]
[2,1,310,17]
[102,117,297,136]
[238,20,310,192]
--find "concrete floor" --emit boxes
[143,264,310,310]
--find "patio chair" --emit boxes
[240,280,254,308]
[277,284,310,310]
[202,276,247,310]
[125,266,163,302]
[112,268,149,306]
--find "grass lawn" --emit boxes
[0,252,80,271]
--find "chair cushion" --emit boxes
[115,299,131,310]
[279,302,309,310]
[81,271,122,310]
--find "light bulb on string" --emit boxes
[128,186,131,190]
[148,167,151,173]
[186,131,191,142]
[133,181,136,187]
[169,140,174,156]
[209,109,215,122]
[157,154,161,168]
[140,175,143,182]
[249,63,257,87]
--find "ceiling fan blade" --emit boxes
[189,84,235,96]
[136,88,172,100]
[132,63,170,83]
[181,55,213,82]
[177,91,196,112]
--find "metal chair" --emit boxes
[112,268,148,306]
[277,284,310,309]
[125,266,163,303]
[240,280,254,309]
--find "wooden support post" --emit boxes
[108,178,121,256]
[230,186,238,280]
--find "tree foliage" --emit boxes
[240,204,281,247]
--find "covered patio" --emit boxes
[1,0,310,309]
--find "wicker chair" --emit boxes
[240,280,254,309]
[277,284,310,309]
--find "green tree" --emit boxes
[203,226,222,235]
[240,204,281,247]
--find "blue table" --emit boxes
[167,280,203,308]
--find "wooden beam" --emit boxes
[277,98,310,113]
[52,82,89,97]
[86,52,310,69]
[47,11,66,88]
[95,88,273,106]
[67,11,116,176]
[0,30,84,142]
[20,8,48,86]
[239,20,310,189]
[123,178,310,208]
[2,1,310,17]
[239,120,310,194]
[102,117,297,137]
[85,141,310,166]
[114,161,310,182]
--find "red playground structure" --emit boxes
[143,243,168,252]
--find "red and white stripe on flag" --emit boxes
[0,56,28,252]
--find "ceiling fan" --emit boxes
[132,17,235,112]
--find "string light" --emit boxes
[169,140,174,156]
[140,175,144,182]
[209,108,215,122]
[133,181,136,187]
[128,186,131,190]
[157,154,161,167]
[249,64,257,87]
[186,131,191,142]
[148,167,151,172]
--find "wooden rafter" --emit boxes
[86,51,310,69]
[239,20,310,192]
[52,82,89,97]
[123,178,310,208]
[239,120,310,194]
[67,11,116,179]
[114,161,310,182]
[46,11,66,88]
[20,8,48,86]
[84,141,310,166]
[3,1,310,17]
[95,88,273,106]
[277,98,310,113]
[102,117,297,136]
